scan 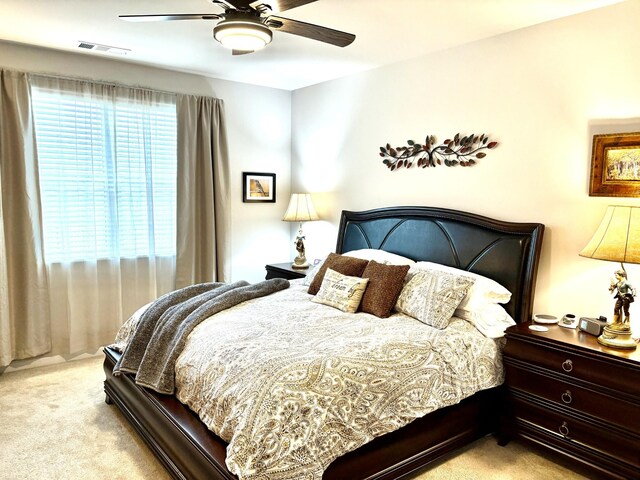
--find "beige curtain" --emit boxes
[0,76,230,364]
[176,95,231,286]
[0,70,51,367]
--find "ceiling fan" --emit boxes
[120,0,356,55]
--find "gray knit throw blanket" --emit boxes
[113,278,290,394]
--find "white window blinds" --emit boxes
[31,80,177,263]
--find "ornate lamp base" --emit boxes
[292,258,309,269]
[291,229,310,269]
[597,324,637,350]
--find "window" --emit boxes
[31,85,177,263]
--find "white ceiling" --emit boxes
[0,0,626,91]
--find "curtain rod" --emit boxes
[30,71,178,97]
[2,66,178,97]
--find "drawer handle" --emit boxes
[561,390,572,404]
[559,421,570,437]
[561,359,573,372]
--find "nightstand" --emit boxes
[500,323,640,479]
[265,262,308,280]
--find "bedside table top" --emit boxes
[506,322,640,364]
[265,262,308,280]
[266,262,309,274]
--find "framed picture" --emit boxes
[242,172,276,203]
[590,132,640,197]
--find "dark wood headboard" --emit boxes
[335,206,545,324]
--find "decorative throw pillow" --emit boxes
[360,260,410,318]
[312,268,369,313]
[307,252,369,295]
[411,261,511,309]
[395,268,475,329]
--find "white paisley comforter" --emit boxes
[155,280,504,480]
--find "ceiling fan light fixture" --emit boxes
[213,19,272,51]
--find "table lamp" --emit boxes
[283,193,319,269]
[579,205,640,350]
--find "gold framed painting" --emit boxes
[242,172,276,203]
[589,132,640,197]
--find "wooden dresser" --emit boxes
[501,322,640,479]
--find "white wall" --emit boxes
[291,0,640,334]
[4,0,640,336]
[0,40,292,284]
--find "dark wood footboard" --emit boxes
[104,347,233,480]
[104,346,500,480]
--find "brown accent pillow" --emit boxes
[360,260,410,318]
[307,253,369,295]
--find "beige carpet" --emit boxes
[0,356,588,480]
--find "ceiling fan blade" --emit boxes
[232,49,254,55]
[267,15,355,47]
[259,0,318,13]
[120,13,222,22]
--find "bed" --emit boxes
[103,205,544,480]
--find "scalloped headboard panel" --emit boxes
[335,206,544,324]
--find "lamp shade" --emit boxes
[579,205,640,264]
[283,193,319,223]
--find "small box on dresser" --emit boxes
[500,323,640,480]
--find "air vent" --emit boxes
[77,41,130,56]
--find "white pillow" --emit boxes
[411,261,511,310]
[395,268,475,329]
[303,256,326,286]
[311,268,369,313]
[343,249,415,266]
[454,303,516,338]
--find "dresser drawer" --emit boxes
[503,335,640,397]
[512,397,640,468]
[505,363,640,434]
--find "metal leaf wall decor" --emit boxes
[379,133,498,171]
